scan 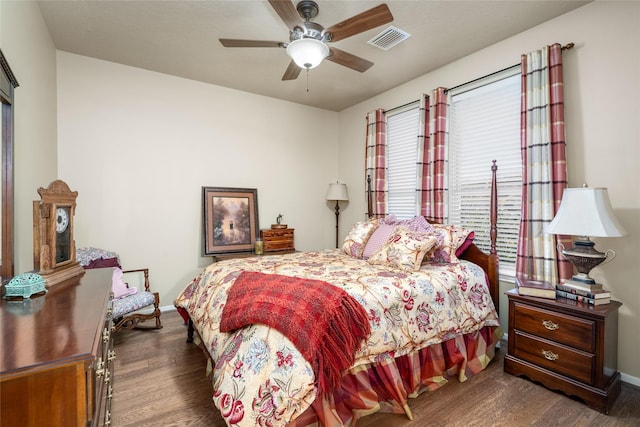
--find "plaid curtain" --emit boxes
[516,43,572,283]
[365,109,387,218]
[417,88,450,223]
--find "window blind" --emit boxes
[449,71,522,275]
[386,107,420,219]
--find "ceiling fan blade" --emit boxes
[282,60,302,80]
[268,0,302,29]
[220,39,283,48]
[326,4,393,42]
[327,47,374,73]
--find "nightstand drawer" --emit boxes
[513,303,595,353]
[513,331,594,384]
[264,240,294,251]
[262,229,294,240]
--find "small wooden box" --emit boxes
[261,228,295,252]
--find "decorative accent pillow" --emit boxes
[112,267,138,299]
[378,215,432,233]
[455,230,475,257]
[426,224,473,264]
[362,223,396,259]
[341,219,378,258]
[367,226,438,271]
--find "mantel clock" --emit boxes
[33,180,84,287]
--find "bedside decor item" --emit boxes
[33,179,85,288]
[3,273,46,299]
[272,213,287,229]
[515,276,555,299]
[203,187,259,255]
[254,238,264,255]
[261,228,295,252]
[326,182,349,248]
[546,186,627,284]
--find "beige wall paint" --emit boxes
[338,1,640,381]
[0,0,58,274]
[4,0,638,383]
[56,52,340,305]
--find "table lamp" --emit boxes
[546,186,627,284]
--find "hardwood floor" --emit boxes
[112,310,640,426]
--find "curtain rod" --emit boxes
[445,42,574,94]
[383,42,575,108]
[383,99,419,114]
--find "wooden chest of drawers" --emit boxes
[0,268,115,426]
[261,228,295,252]
[504,288,621,414]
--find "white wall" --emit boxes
[338,1,640,380]
[56,52,340,305]
[0,0,58,274]
[5,0,638,383]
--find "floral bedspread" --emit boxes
[174,249,500,427]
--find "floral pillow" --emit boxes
[425,224,473,264]
[367,226,438,271]
[378,214,432,233]
[341,219,378,258]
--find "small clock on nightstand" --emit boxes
[33,180,85,288]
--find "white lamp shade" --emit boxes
[286,38,329,69]
[546,187,627,237]
[326,183,349,201]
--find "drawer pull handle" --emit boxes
[542,349,559,361]
[95,358,105,378]
[542,320,559,331]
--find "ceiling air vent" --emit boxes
[367,26,410,51]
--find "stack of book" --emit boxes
[555,279,611,306]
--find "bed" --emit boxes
[174,166,501,427]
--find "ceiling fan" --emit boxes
[219,0,393,81]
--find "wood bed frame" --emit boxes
[367,160,499,311]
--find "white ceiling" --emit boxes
[37,0,589,111]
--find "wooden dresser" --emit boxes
[261,228,295,252]
[504,288,621,414]
[0,268,115,426]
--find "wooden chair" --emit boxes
[111,268,162,332]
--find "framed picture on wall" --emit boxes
[202,187,259,255]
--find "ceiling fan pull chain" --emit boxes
[306,68,310,93]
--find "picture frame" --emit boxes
[202,187,259,255]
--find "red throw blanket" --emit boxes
[219,271,371,396]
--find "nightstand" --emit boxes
[504,288,621,414]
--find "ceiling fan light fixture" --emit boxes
[286,38,329,69]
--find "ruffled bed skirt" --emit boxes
[289,325,500,427]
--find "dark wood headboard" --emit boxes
[367,161,499,312]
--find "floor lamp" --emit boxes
[326,183,349,248]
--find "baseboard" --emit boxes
[501,332,640,388]
[621,372,640,388]
[160,304,177,313]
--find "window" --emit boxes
[385,68,521,277]
[449,70,521,276]
[386,105,419,218]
